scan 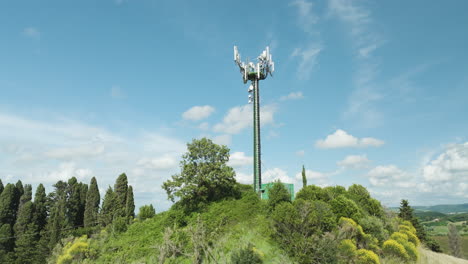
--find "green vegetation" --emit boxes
[1,137,467,263]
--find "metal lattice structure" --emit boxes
[233,46,275,196]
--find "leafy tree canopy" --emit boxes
[162,138,239,210]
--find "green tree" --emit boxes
[398,199,427,242]
[231,243,263,264]
[0,179,3,195]
[33,184,48,263]
[330,195,362,221]
[448,223,462,258]
[66,177,82,228]
[19,184,32,208]
[126,185,135,220]
[398,200,413,220]
[267,180,291,211]
[46,181,67,249]
[0,184,17,258]
[162,138,239,210]
[296,185,325,201]
[84,177,100,228]
[13,180,23,220]
[138,204,156,220]
[78,182,88,227]
[14,201,37,263]
[100,186,116,226]
[114,173,128,217]
[301,165,307,188]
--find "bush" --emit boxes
[399,240,418,261]
[360,216,388,244]
[390,232,408,244]
[231,243,263,264]
[331,195,362,221]
[138,204,156,220]
[267,180,291,211]
[112,216,128,234]
[338,239,357,261]
[382,239,409,261]
[356,249,380,264]
[400,230,419,247]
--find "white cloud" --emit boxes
[291,45,322,79]
[213,134,232,146]
[264,168,295,183]
[0,111,187,211]
[198,122,210,130]
[137,154,178,170]
[213,104,276,134]
[45,144,105,160]
[337,154,370,169]
[367,165,408,187]
[295,169,329,186]
[23,27,40,39]
[290,0,319,33]
[423,142,468,182]
[46,162,93,183]
[182,105,215,121]
[235,171,252,184]
[228,152,252,168]
[315,129,384,149]
[280,92,304,101]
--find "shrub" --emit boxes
[389,232,408,244]
[231,243,263,264]
[382,239,409,261]
[400,230,419,247]
[112,216,128,234]
[267,180,291,211]
[138,204,156,220]
[338,239,357,260]
[356,249,380,264]
[331,195,362,221]
[399,240,418,261]
[360,216,388,244]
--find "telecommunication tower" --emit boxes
[233,46,275,196]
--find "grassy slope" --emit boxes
[418,248,468,264]
[91,192,292,263]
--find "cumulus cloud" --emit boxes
[212,134,231,146]
[137,155,178,170]
[0,111,186,211]
[264,168,295,183]
[423,142,468,182]
[280,92,304,101]
[228,152,252,168]
[315,129,384,149]
[295,169,329,186]
[337,154,370,169]
[182,105,215,121]
[213,104,276,134]
[367,165,408,187]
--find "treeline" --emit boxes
[0,173,135,263]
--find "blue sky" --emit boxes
[1,0,467,211]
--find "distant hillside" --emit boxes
[390,203,468,214]
[413,203,468,214]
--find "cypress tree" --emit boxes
[19,184,32,208]
[78,183,88,226]
[12,181,23,220]
[301,165,307,188]
[0,223,14,263]
[84,177,100,227]
[46,181,67,249]
[33,184,48,263]
[0,179,4,195]
[33,184,47,233]
[126,185,135,220]
[14,201,37,263]
[114,173,128,217]
[66,177,81,228]
[100,186,115,226]
[0,184,17,259]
